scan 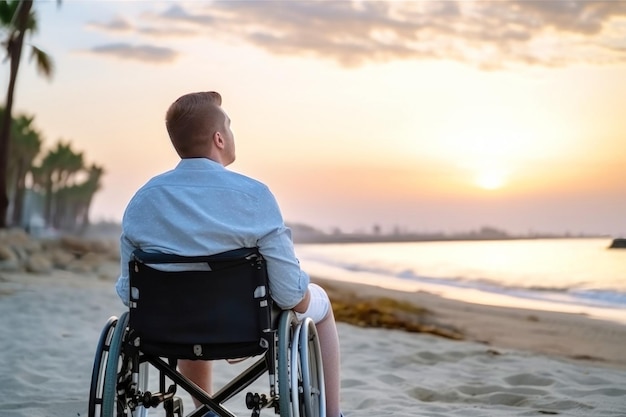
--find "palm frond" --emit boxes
[29,45,53,78]
[0,0,19,27]
[0,1,17,26]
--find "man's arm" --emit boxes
[115,233,134,306]
[257,224,310,309]
[255,187,310,310]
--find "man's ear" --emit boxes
[213,131,225,149]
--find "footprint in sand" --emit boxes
[504,372,554,387]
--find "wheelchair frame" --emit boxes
[88,248,325,417]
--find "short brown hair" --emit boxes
[165,91,224,157]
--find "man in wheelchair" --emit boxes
[105,91,342,417]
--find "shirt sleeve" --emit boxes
[256,189,310,309]
[115,233,134,306]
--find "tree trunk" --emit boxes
[0,0,33,228]
[10,158,26,226]
[43,177,53,226]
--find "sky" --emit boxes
[5,0,626,236]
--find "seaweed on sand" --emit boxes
[321,282,464,340]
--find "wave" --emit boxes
[307,257,626,310]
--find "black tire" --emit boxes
[89,316,118,417]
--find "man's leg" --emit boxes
[295,284,342,417]
[316,307,342,417]
[178,360,213,408]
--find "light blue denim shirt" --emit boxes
[115,158,309,309]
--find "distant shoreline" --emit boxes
[81,221,613,245]
[292,232,609,245]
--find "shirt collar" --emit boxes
[176,158,224,171]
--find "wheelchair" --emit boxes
[89,248,325,417]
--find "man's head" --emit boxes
[165,91,235,166]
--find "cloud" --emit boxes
[92,0,626,68]
[89,43,179,64]
[87,15,133,32]
[87,12,196,37]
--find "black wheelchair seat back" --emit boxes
[128,247,272,361]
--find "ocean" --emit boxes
[295,238,626,325]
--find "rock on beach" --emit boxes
[0,228,120,279]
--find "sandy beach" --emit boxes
[1,261,625,417]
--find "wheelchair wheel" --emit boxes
[89,316,118,417]
[98,312,149,417]
[101,311,128,416]
[298,318,325,417]
[277,311,298,417]
[278,313,326,417]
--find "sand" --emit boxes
[0,268,625,417]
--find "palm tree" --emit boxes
[81,164,104,228]
[75,163,104,231]
[0,0,54,228]
[38,140,83,228]
[6,110,42,226]
[31,143,103,231]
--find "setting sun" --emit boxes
[475,170,507,190]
